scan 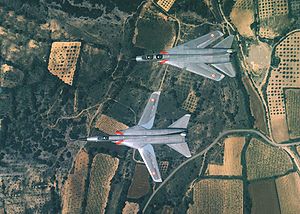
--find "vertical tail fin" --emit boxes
[168,114,191,129]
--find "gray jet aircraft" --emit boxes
[86,91,192,182]
[136,30,236,81]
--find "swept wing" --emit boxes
[166,60,225,81]
[138,144,162,182]
[138,91,160,129]
[168,30,223,54]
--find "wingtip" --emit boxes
[216,30,224,36]
[217,74,226,81]
[154,178,163,182]
[228,73,236,78]
[184,114,191,120]
[186,154,192,158]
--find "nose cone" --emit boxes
[87,136,99,142]
[136,56,143,61]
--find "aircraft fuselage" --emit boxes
[87,128,187,147]
[136,48,234,64]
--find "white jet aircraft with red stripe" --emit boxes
[136,30,236,81]
[87,91,192,182]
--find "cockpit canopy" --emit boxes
[98,136,109,141]
[142,54,163,60]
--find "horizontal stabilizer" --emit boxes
[211,62,236,77]
[168,142,191,158]
[169,114,191,129]
[213,35,234,49]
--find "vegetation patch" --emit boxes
[249,179,280,214]
[134,9,176,51]
[246,139,293,180]
[285,89,300,138]
[85,154,119,214]
[188,179,243,214]
[276,172,300,213]
[127,164,150,199]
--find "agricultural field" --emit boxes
[95,114,128,135]
[85,154,119,214]
[257,0,291,38]
[62,149,89,214]
[249,179,280,214]
[127,164,150,199]
[285,89,300,138]
[207,137,245,176]
[266,32,300,142]
[276,172,300,213]
[187,179,243,214]
[182,89,199,113]
[246,139,293,180]
[47,42,81,85]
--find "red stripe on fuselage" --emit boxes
[160,60,168,64]
[115,140,124,145]
[160,51,168,54]
[115,131,124,135]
